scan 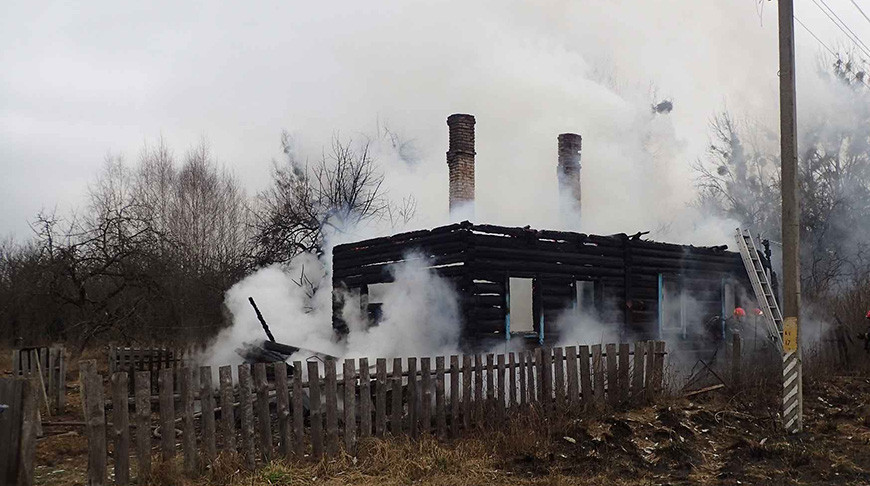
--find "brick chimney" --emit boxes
[557,133,582,217]
[446,114,476,215]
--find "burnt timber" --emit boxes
[332,221,761,351]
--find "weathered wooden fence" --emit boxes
[12,346,66,414]
[0,377,38,486]
[81,341,666,485]
[108,347,191,395]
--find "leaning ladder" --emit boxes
[735,228,784,351]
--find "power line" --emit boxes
[817,0,870,55]
[795,15,837,56]
[849,0,870,28]
[794,14,870,89]
[810,0,870,58]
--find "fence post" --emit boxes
[253,363,272,463]
[343,359,356,454]
[274,364,291,461]
[590,345,604,408]
[461,355,472,430]
[391,358,403,435]
[435,357,446,438]
[134,371,151,481]
[420,358,431,435]
[375,359,387,437]
[449,355,460,437]
[632,341,646,403]
[518,352,528,406]
[112,372,130,485]
[307,361,324,460]
[200,367,217,464]
[653,341,666,398]
[618,343,630,404]
[605,343,618,407]
[552,348,564,412]
[237,364,255,469]
[0,377,37,486]
[324,359,339,456]
[291,362,305,457]
[80,360,107,486]
[158,368,175,461]
[218,366,236,453]
[508,353,518,408]
[407,357,418,438]
[180,367,197,473]
[359,358,372,439]
[474,354,484,427]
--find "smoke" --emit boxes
[200,251,462,365]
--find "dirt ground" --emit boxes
[4,349,870,486]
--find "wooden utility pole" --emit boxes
[778,0,803,433]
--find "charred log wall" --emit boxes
[331,222,753,349]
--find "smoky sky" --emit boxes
[2,1,866,240]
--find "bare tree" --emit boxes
[253,134,391,263]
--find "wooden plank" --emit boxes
[407,357,418,438]
[644,340,656,402]
[449,355,460,438]
[343,359,356,453]
[508,353,517,408]
[12,349,20,376]
[419,357,431,435]
[0,378,24,485]
[158,367,175,461]
[112,372,130,485]
[134,371,151,480]
[56,348,66,412]
[518,352,527,406]
[200,367,217,464]
[533,349,543,406]
[46,349,55,411]
[474,354,483,427]
[359,358,372,439]
[324,359,339,456]
[496,353,506,422]
[553,347,565,411]
[566,346,579,406]
[605,343,618,407]
[434,356,446,438]
[218,366,236,453]
[20,377,38,486]
[578,345,592,408]
[391,358,403,435]
[237,364,256,469]
[307,361,324,460]
[181,368,197,473]
[253,363,272,462]
[291,362,304,457]
[274,364,291,460]
[461,355,472,430]
[543,348,555,414]
[81,360,107,486]
[526,350,536,404]
[591,344,604,408]
[375,358,387,437]
[653,341,666,398]
[632,341,646,403]
[618,343,630,404]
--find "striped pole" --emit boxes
[782,317,802,432]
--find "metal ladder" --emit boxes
[735,228,784,351]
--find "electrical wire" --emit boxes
[810,0,870,58]
[850,0,870,27]
[794,13,870,90]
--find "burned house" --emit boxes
[331,114,768,351]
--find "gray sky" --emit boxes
[3,0,869,240]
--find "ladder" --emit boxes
[735,228,784,351]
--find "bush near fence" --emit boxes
[79,340,666,485]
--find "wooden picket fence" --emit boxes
[80,341,666,485]
[12,346,66,414]
[108,347,192,395]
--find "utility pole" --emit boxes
[778,0,802,433]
